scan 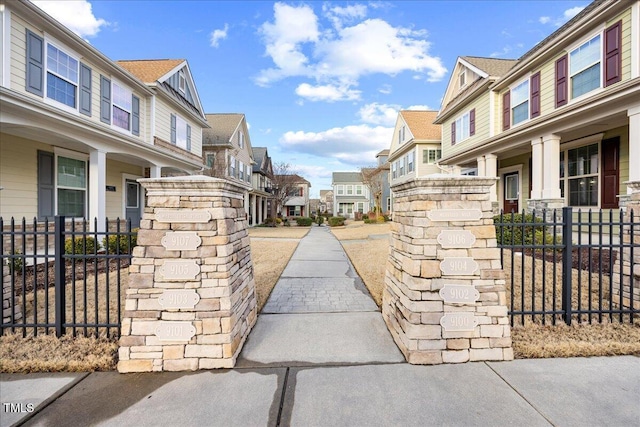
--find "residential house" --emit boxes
[309,198,320,216]
[375,149,391,213]
[388,110,442,188]
[319,189,334,215]
[0,0,208,230]
[201,113,253,216]
[434,0,640,213]
[332,172,370,218]
[250,146,275,225]
[278,174,310,217]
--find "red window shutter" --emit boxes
[604,20,622,87]
[502,92,510,131]
[530,71,541,118]
[469,109,476,136]
[555,55,568,107]
[451,122,456,145]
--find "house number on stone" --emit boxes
[155,321,196,341]
[156,210,211,223]
[158,290,200,309]
[440,257,479,275]
[161,232,202,251]
[428,209,482,222]
[439,284,480,304]
[162,260,200,280]
[437,230,476,249]
[440,312,478,331]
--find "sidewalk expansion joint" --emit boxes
[275,367,289,427]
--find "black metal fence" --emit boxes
[1,216,135,338]
[495,207,638,326]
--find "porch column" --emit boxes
[89,150,107,232]
[244,191,250,221]
[149,165,162,178]
[541,134,561,199]
[530,138,543,200]
[451,165,462,175]
[485,154,498,203]
[628,106,640,189]
[476,156,486,177]
[251,194,257,226]
[257,197,263,224]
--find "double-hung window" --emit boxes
[346,185,353,195]
[454,113,470,143]
[570,35,601,99]
[511,80,529,125]
[407,150,414,173]
[57,155,87,217]
[356,185,362,196]
[423,149,442,164]
[560,143,599,206]
[171,114,191,151]
[337,185,344,195]
[206,153,215,168]
[239,131,245,149]
[391,162,397,179]
[46,43,78,109]
[112,82,132,131]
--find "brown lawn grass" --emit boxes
[330,220,391,240]
[0,234,298,373]
[336,229,640,359]
[248,226,310,239]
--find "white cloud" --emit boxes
[378,84,392,94]
[358,103,399,126]
[406,104,431,111]
[256,2,446,99]
[563,6,585,21]
[294,164,333,180]
[539,5,586,27]
[31,0,108,38]
[210,24,229,48]
[539,16,551,24]
[280,124,393,166]
[295,83,361,102]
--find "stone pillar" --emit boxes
[118,176,257,373]
[612,181,640,309]
[383,176,512,365]
[2,263,22,325]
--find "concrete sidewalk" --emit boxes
[2,226,639,426]
[2,357,639,426]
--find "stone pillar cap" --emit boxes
[139,175,252,193]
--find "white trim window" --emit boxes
[459,69,466,88]
[454,112,470,142]
[46,42,79,109]
[175,115,188,149]
[560,143,599,206]
[511,79,529,125]
[229,155,236,178]
[356,185,363,196]
[239,131,245,149]
[239,160,244,181]
[336,185,344,195]
[407,150,415,173]
[206,153,215,168]
[346,185,353,195]
[57,155,87,217]
[398,126,406,144]
[178,70,186,94]
[391,162,397,179]
[112,81,132,131]
[570,34,601,99]
[423,149,442,164]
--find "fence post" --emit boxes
[562,207,573,325]
[54,216,66,337]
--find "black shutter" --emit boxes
[79,64,92,116]
[100,76,111,124]
[26,30,44,96]
[37,150,55,220]
[186,124,191,150]
[502,92,510,131]
[530,71,541,118]
[469,109,476,136]
[170,114,177,144]
[555,55,568,108]
[132,95,140,136]
[604,20,622,87]
[451,122,456,145]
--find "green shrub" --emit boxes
[7,251,23,274]
[328,216,346,227]
[64,236,99,255]
[383,214,390,222]
[103,230,138,254]
[316,215,324,225]
[295,217,313,226]
[276,217,283,225]
[494,213,556,246]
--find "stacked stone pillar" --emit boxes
[383,176,512,364]
[118,176,257,373]
[2,263,22,325]
[612,181,640,309]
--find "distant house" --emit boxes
[365,149,391,214]
[434,0,640,212]
[319,190,334,215]
[332,172,370,218]
[388,110,442,187]
[251,147,275,225]
[201,113,253,216]
[277,174,311,217]
[0,1,208,230]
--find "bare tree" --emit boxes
[271,162,299,216]
[361,166,385,220]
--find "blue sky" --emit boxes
[33,0,587,197]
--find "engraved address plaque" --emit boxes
[428,209,482,222]
[158,290,200,309]
[161,260,200,280]
[156,210,211,223]
[439,284,480,304]
[161,232,202,251]
[440,257,479,276]
[440,313,478,332]
[437,230,476,249]
[155,321,196,341]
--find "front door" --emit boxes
[601,137,619,209]
[503,172,519,213]
[125,179,142,228]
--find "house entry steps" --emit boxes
[238,227,404,366]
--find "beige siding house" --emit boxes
[388,110,442,187]
[435,0,640,213]
[0,0,208,229]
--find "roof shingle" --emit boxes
[203,113,244,146]
[400,110,440,140]
[116,59,184,84]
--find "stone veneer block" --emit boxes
[118,176,257,373]
[383,176,513,365]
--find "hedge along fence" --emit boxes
[493,213,559,248]
[328,217,346,227]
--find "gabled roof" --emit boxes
[319,190,333,197]
[252,147,271,173]
[117,59,184,84]
[399,110,441,140]
[332,172,363,183]
[376,149,390,157]
[461,57,518,79]
[276,174,311,185]
[203,113,244,146]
